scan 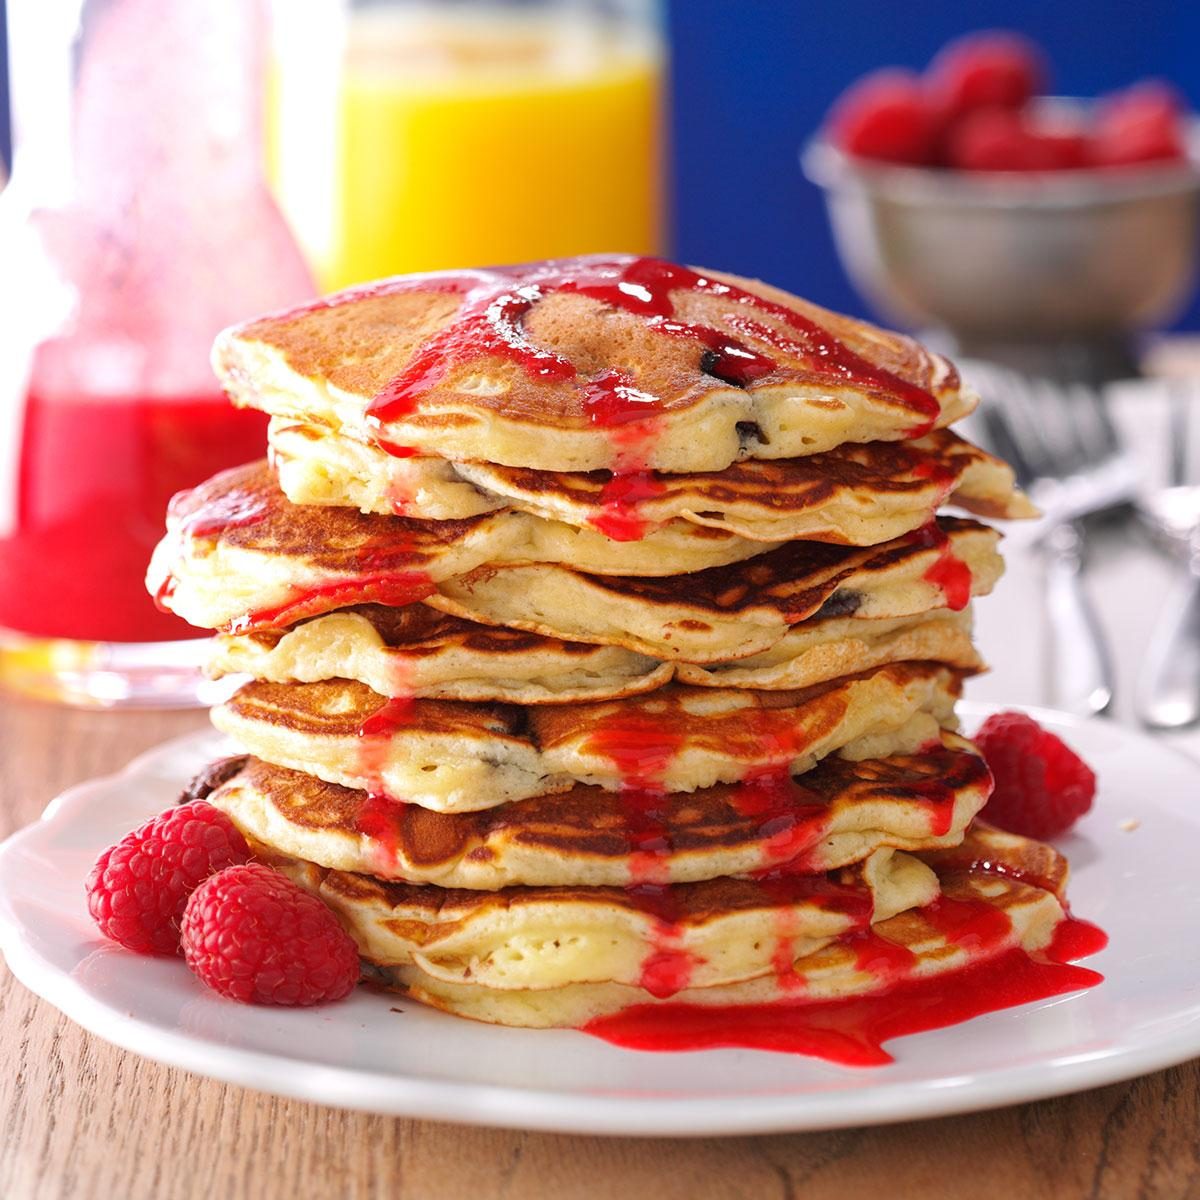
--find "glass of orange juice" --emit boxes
[267,0,665,291]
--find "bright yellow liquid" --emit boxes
[268,10,664,292]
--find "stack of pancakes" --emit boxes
[150,256,1078,1029]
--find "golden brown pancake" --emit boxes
[213,256,976,473]
[354,826,1074,1026]
[148,461,786,633]
[267,843,939,993]
[675,608,982,689]
[208,603,674,704]
[205,733,992,888]
[428,517,1003,662]
[208,603,983,701]
[269,419,1034,543]
[210,662,965,810]
[380,862,1068,1027]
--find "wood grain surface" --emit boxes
[1,694,1197,1200]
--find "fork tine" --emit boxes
[1169,379,1191,488]
[999,373,1059,478]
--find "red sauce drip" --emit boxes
[909,778,957,838]
[178,483,272,540]
[584,913,1105,1066]
[920,894,1014,953]
[376,440,418,458]
[911,459,958,491]
[355,792,405,867]
[586,713,697,995]
[591,471,667,541]
[729,766,829,866]
[581,370,669,542]
[582,368,659,429]
[1,390,267,642]
[908,522,972,612]
[352,695,416,852]
[1045,915,1108,961]
[359,694,416,738]
[227,570,434,634]
[370,285,574,424]
[847,928,919,978]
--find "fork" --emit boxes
[967,365,1138,717]
[1135,379,1200,729]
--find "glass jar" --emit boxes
[0,0,315,706]
[267,0,665,292]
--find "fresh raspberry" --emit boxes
[181,864,360,1006]
[828,69,938,165]
[926,31,1046,121]
[974,712,1096,839]
[86,801,251,955]
[946,108,1085,172]
[1090,81,1186,167]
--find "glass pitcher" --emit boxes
[0,0,315,706]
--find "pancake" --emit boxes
[428,517,1003,662]
[270,419,1034,543]
[268,844,939,993]
[675,608,982,689]
[207,604,674,704]
[213,255,976,473]
[149,462,784,634]
[369,830,1075,1027]
[269,419,504,520]
[211,662,964,811]
[380,865,1067,1027]
[204,734,992,888]
[208,603,982,702]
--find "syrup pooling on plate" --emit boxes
[364,256,944,540]
[582,924,1105,1067]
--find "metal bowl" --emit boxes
[801,102,1200,367]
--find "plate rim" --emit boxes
[2,703,1199,1137]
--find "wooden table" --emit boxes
[1,695,1197,1200]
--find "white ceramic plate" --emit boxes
[1,703,1197,1137]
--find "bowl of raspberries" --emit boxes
[802,31,1200,374]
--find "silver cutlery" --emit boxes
[1135,379,1200,729]
[967,364,1138,717]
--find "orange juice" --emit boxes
[268,7,664,291]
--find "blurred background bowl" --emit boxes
[802,101,1200,379]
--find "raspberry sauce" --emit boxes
[363,256,943,541]
[581,369,668,542]
[225,570,435,635]
[353,692,416,865]
[0,390,267,642]
[909,521,973,611]
[585,712,696,995]
[583,914,1106,1066]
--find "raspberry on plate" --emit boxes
[926,30,1045,120]
[974,711,1096,839]
[828,69,938,165]
[86,800,251,955]
[181,863,360,1006]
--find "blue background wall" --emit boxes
[666,0,1200,330]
